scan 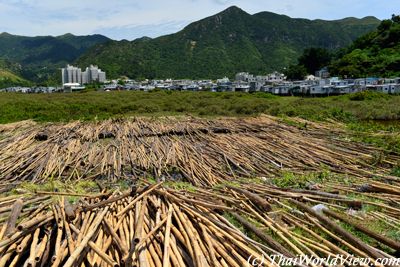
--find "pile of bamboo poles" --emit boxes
[1,116,400,266]
[1,177,400,266]
[0,116,398,188]
[223,178,400,265]
[0,183,279,267]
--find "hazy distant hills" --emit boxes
[0,6,380,83]
[0,33,110,83]
[77,6,379,79]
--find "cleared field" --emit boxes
[0,116,400,266]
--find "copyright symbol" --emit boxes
[247,255,265,266]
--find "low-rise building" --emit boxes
[63,83,85,93]
[315,67,330,79]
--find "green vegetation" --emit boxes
[163,181,197,192]
[285,14,400,79]
[2,90,400,124]
[284,64,308,80]
[298,48,332,75]
[346,120,400,154]
[330,15,400,77]
[337,219,398,253]
[0,58,31,88]
[17,179,98,194]
[271,170,333,189]
[285,47,333,80]
[0,69,30,88]
[0,32,110,84]
[76,6,378,80]
[0,7,380,83]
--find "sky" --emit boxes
[0,0,398,40]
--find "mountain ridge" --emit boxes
[0,6,381,83]
[76,6,380,79]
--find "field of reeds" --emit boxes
[0,114,400,266]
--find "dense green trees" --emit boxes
[284,65,308,80]
[284,48,332,80]
[0,77,30,89]
[285,14,400,79]
[330,14,400,77]
[298,48,332,74]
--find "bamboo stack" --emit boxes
[0,116,398,189]
[1,116,400,266]
[0,184,278,266]
[0,178,400,266]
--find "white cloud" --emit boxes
[0,0,397,39]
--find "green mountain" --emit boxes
[77,6,380,79]
[0,33,110,83]
[330,15,400,77]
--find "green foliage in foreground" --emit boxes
[17,180,98,194]
[346,120,400,154]
[1,90,400,124]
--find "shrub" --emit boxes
[349,91,390,101]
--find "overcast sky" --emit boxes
[0,0,397,40]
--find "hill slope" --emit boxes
[330,15,400,77]
[0,59,30,88]
[77,6,379,79]
[0,33,110,83]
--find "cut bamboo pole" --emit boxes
[162,204,173,267]
[290,199,386,260]
[116,183,163,217]
[323,208,400,251]
[3,198,23,238]
[69,223,119,267]
[63,206,109,267]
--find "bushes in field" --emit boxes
[1,90,400,123]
